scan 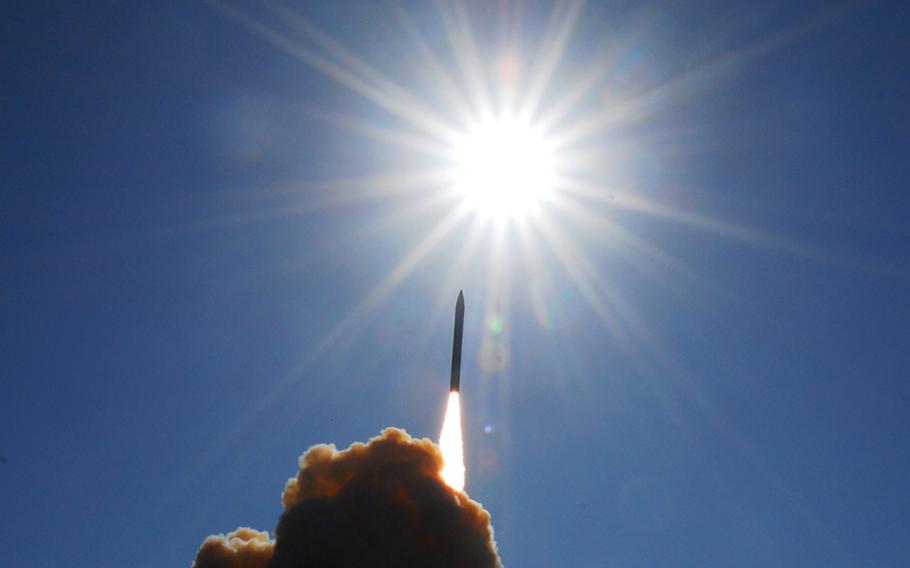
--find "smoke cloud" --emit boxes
[193,428,501,568]
[193,528,273,568]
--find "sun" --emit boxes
[452,116,556,220]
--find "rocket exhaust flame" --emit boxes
[439,391,465,491]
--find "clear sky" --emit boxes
[3,1,909,566]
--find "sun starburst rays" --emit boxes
[518,0,585,121]
[203,0,848,360]
[202,0,716,364]
[202,1,792,424]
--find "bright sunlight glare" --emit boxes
[439,391,465,491]
[452,116,555,220]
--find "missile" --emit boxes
[449,290,465,392]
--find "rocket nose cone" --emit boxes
[457,290,464,307]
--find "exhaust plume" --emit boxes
[193,428,500,568]
[439,392,466,491]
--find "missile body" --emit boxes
[449,290,465,392]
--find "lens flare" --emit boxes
[439,391,465,491]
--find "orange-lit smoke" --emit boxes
[439,391,466,491]
[193,528,273,568]
[193,428,499,568]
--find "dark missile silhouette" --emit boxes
[450,290,465,392]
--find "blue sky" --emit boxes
[3,1,909,566]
